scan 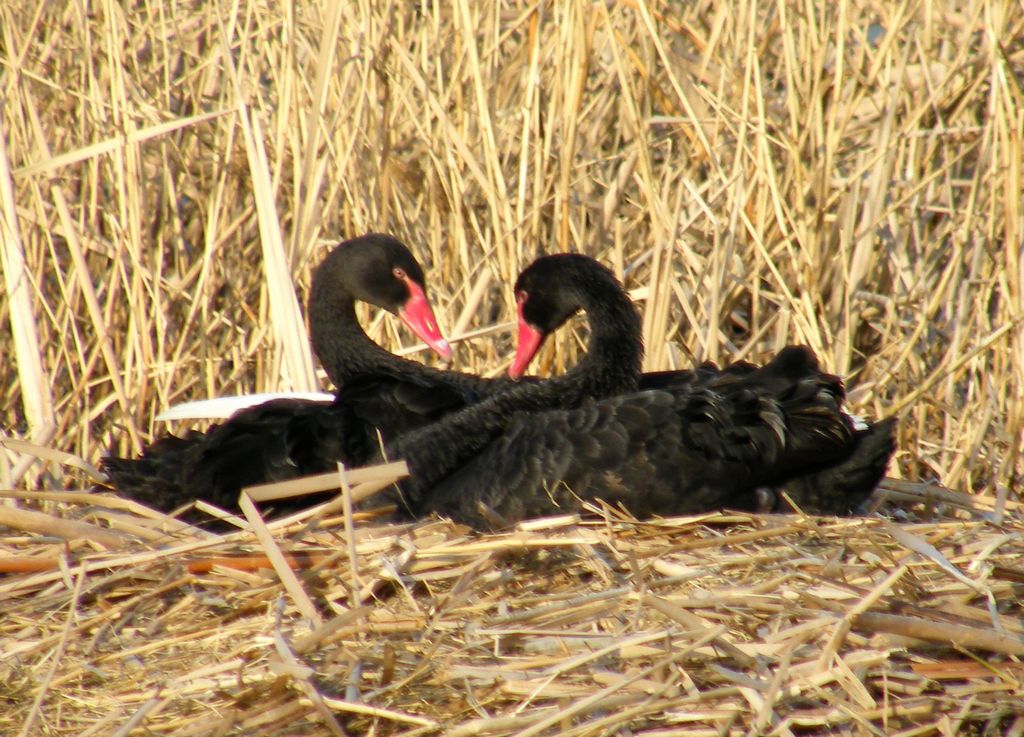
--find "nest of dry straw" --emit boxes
[2,474,1023,736]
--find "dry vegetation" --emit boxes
[1,0,1023,735]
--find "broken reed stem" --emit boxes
[238,491,321,625]
[853,612,1024,657]
[243,461,408,502]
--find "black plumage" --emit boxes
[388,254,896,528]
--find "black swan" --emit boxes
[102,234,514,513]
[386,254,896,527]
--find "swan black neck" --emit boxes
[309,278,396,388]
[567,271,643,400]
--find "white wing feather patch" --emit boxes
[156,392,334,421]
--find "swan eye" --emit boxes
[516,290,527,304]
[393,267,407,280]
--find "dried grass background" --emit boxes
[2,1,1024,735]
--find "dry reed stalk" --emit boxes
[0,119,54,463]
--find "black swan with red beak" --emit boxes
[102,234,506,513]
[387,254,896,527]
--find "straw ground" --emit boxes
[1,0,1022,734]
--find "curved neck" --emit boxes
[570,279,643,400]
[308,279,402,389]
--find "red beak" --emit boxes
[508,301,545,379]
[398,279,452,361]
